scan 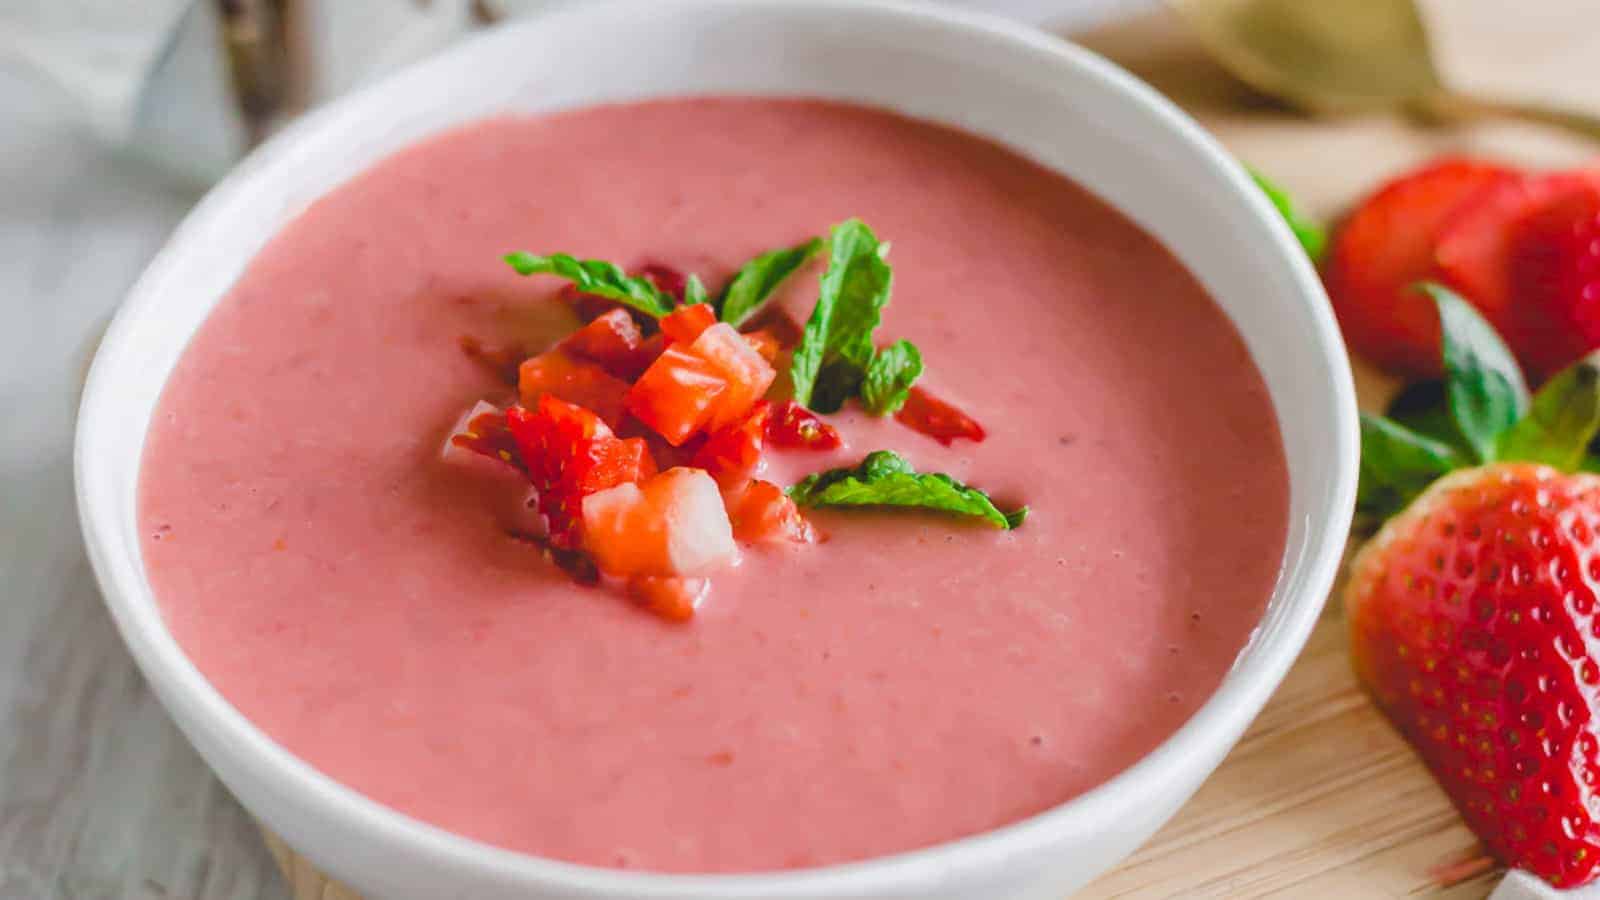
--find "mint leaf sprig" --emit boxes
[788,219,924,414]
[504,252,677,319]
[1358,282,1600,523]
[790,450,1025,529]
[718,237,823,327]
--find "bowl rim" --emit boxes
[75,0,1359,894]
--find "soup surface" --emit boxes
[140,98,1288,873]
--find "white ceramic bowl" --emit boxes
[75,1,1358,897]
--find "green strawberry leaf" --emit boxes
[719,237,823,327]
[1357,413,1463,521]
[789,450,1025,529]
[790,220,893,412]
[1249,166,1326,263]
[861,340,923,415]
[1422,281,1529,464]
[1498,351,1600,469]
[684,273,710,306]
[504,252,676,318]
[1384,380,1472,459]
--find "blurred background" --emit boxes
[1,1,1595,898]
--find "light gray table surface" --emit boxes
[0,70,287,900]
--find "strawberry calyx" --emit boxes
[1356,282,1600,525]
[1354,282,1600,886]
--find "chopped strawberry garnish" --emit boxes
[894,386,985,445]
[518,349,631,429]
[457,335,526,386]
[692,402,769,487]
[626,575,709,622]
[727,479,815,544]
[1324,158,1519,377]
[637,262,688,303]
[741,329,782,365]
[688,323,778,431]
[443,401,524,471]
[660,303,717,346]
[744,307,804,348]
[1505,183,1600,380]
[582,467,737,577]
[626,346,729,445]
[559,308,649,380]
[765,401,842,450]
[506,396,657,547]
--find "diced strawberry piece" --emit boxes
[1437,172,1600,335]
[1324,158,1519,377]
[661,303,717,346]
[766,401,842,450]
[582,468,737,576]
[727,479,815,545]
[688,322,778,431]
[507,396,656,547]
[1505,184,1600,380]
[457,335,526,386]
[443,401,524,472]
[894,387,985,445]
[626,575,709,622]
[518,349,631,429]
[560,289,616,325]
[692,402,769,487]
[744,307,804,348]
[625,346,729,445]
[742,329,782,364]
[559,308,648,379]
[637,262,688,303]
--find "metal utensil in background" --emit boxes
[1167,0,1600,140]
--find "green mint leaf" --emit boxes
[790,220,893,412]
[789,450,1025,529]
[719,237,823,327]
[1358,413,1463,521]
[861,340,923,415]
[1249,167,1326,263]
[1498,351,1600,469]
[684,274,709,306]
[1421,282,1529,465]
[504,252,675,318]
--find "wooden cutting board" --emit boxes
[1075,4,1600,896]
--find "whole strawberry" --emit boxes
[1351,284,1600,886]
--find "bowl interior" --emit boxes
[76,1,1357,897]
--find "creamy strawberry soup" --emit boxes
[139,98,1288,873]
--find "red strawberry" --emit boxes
[692,402,770,488]
[894,386,985,446]
[741,328,782,365]
[517,349,632,429]
[636,262,688,303]
[660,303,716,346]
[506,396,656,547]
[1325,158,1518,377]
[1436,173,1597,329]
[726,479,815,545]
[559,308,649,380]
[1348,464,1600,886]
[443,401,523,472]
[766,401,841,451]
[626,575,710,622]
[1505,184,1600,381]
